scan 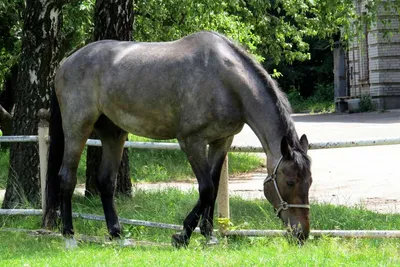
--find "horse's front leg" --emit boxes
[172,138,214,248]
[199,136,234,244]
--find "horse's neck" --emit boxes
[242,78,298,171]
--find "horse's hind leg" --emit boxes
[60,118,96,243]
[172,138,213,248]
[94,117,128,239]
[200,136,234,242]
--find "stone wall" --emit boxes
[347,1,400,109]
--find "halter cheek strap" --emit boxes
[263,156,310,216]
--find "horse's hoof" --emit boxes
[117,238,134,247]
[64,237,78,250]
[206,235,219,246]
[171,233,189,248]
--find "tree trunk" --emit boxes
[2,0,64,208]
[85,0,134,197]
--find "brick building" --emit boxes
[346,1,400,109]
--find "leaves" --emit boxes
[1,0,400,87]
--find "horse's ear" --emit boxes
[280,136,292,158]
[299,134,309,154]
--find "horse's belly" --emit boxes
[105,110,177,139]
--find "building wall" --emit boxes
[347,1,400,109]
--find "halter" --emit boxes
[263,156,310,216]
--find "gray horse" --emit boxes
[42,31,312,248]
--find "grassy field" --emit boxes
[1,189,400,266]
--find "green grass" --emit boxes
[126,135,263,183]
[1,189,399,266]
[291,100,335,114]
[1,232,399,267]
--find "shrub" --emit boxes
[359,94,375,112]
[287,83,334,113]
[309,83,334,102]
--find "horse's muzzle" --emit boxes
[284,214,310,242]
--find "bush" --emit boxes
[287,83,334,113]
[359,94,375,112]
[309,83,334,102]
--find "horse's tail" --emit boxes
[42,87,64,228]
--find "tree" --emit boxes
[85,0,134,197]
[2,0,66,208]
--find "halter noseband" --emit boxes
[263,156,310,216]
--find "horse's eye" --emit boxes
[286,180,295,187]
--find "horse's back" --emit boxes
[56,31,231,88]
[55,32,244,140]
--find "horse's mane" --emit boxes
[210,32,296,143]
[210,32,311,175]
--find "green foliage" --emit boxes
[2,0,400,90]
[359,94,376,112]
[133,0,357,64]
[134,0,262,58]
[62,0,95,52]
[288,83,335,113]
[311,83,334,102]
[0,0,22,86]
[273,37,334,97]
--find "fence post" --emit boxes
[217,155,229,219]
[37,109,50,211]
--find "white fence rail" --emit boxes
[46,136,400,151]
[2,135,400,150]
[2,209,400,238]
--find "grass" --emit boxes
[0,135,264,188]
[291,100,335,114]
[0,233,399,266]
[0,189,400,266]
[126,135,263,183]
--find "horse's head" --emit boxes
[264,134,312,242]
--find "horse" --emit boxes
[42,31,312,248]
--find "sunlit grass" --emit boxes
[0,189,399,266]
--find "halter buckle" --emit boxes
[281,201,289,210]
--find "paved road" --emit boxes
[1,111,399,213]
